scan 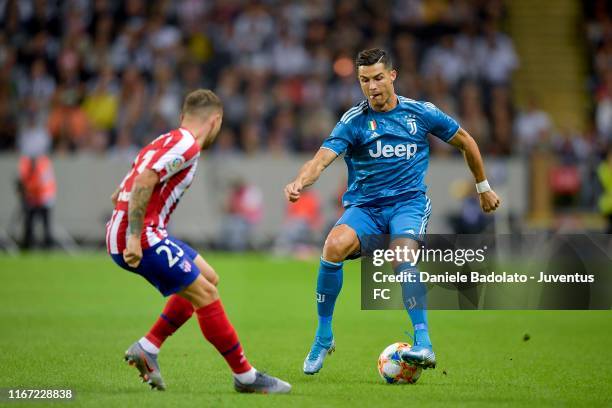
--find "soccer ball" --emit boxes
[377,342,422,384]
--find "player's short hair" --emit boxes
[182,89,223,117]
[355,48,393,70]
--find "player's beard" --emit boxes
[202,127,220,150]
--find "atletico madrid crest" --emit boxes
[180,259,192,273]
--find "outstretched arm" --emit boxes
[448,127,501,213]
[284,148,337,202]
[123,169,159,267]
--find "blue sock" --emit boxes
[396,262,431,348]
[315,258,343,344]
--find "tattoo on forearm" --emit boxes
[128,185,153,236]
[111,188,120,204]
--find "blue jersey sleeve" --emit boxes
[321,121,353,155]
[423,102,460,142]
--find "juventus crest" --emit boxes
[406,118,418,135]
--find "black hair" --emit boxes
[355,48,393,70]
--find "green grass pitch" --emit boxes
[0,253,610,407]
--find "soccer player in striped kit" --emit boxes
[107,89,290,394]
[284,48,501,375]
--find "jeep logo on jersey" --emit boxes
[368,140,417,159]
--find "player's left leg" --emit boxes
[120,235,289,393]
[136,241,218,355]
[123,238,220,390]
[388,194,436,368]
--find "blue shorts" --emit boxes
[336,192,431,247]
[110,236,200,297]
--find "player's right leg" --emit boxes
[304,224,359,374]
[193,254,219,286]
[113,236,289,393]
[178,274,291,394]
[304,207,379,375]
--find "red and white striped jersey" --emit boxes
[106,128,200,254]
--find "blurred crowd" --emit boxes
[585,0,612,228]
[2,0,611,247]
[0,0,526,158]
[586,0,612,147]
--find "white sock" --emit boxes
[138,337,160,355]
[233,367,257,384]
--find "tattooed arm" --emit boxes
[123,169,159,267]
[110,187,120,206]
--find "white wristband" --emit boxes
[475,179,491,194]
